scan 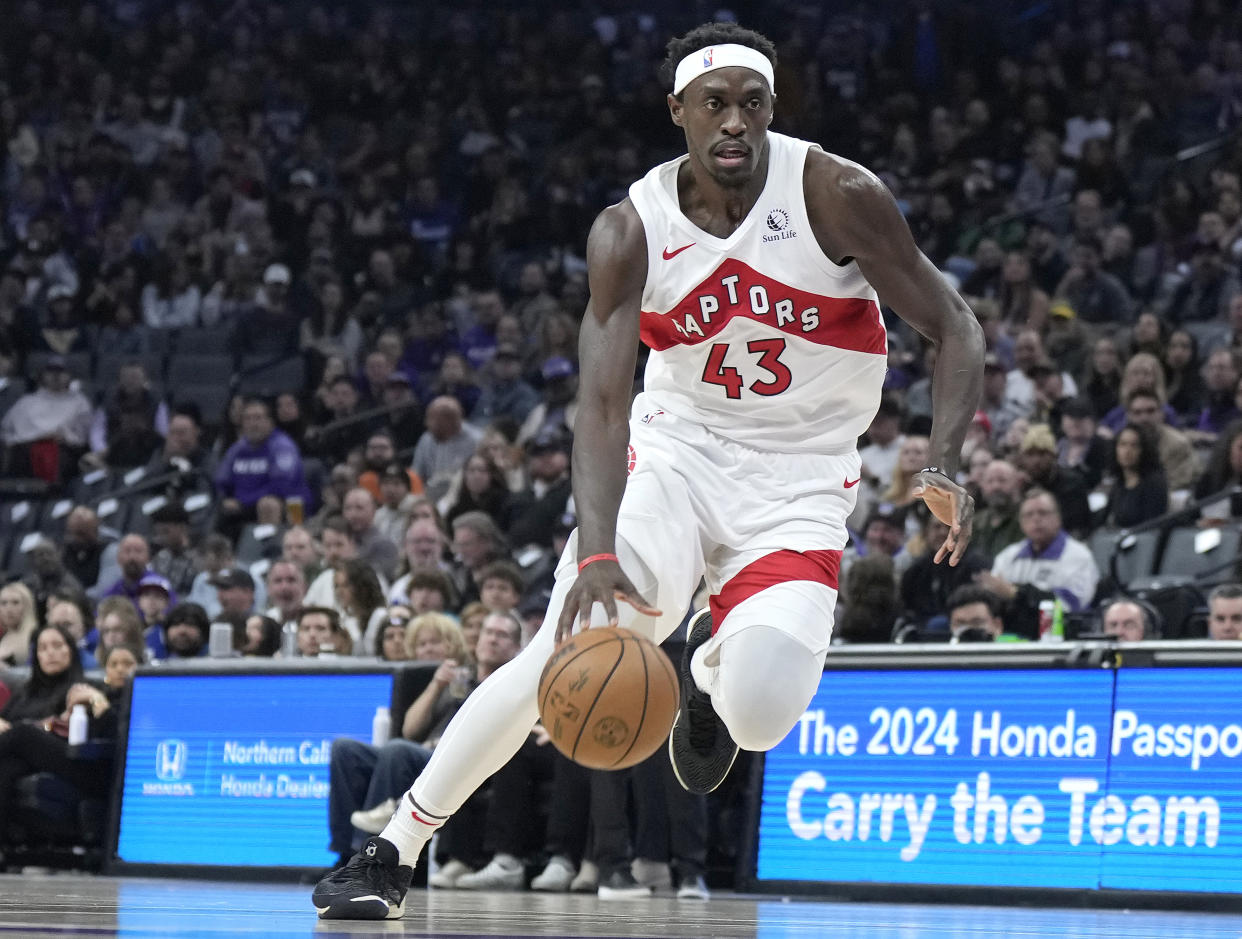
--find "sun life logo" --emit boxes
[766,209,790,232]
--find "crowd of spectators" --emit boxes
[2,0,1242,884]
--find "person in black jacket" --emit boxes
[0,624,83,728]
[0,625,89,824]
[0,639,140,842]
[505,431,572,550]
[1103,423,1168,528]
[1018,424,1093,538]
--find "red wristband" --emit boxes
[577,553,619,572]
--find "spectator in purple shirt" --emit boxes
[215,398,309,538]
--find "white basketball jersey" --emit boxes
[627,131,887,453]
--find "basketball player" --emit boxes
[315,22,982,919]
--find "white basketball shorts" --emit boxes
[560,391,862,658]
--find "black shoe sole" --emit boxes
[668,610,738,795]
[314,895,406,920]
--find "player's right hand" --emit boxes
[554,559,662,645]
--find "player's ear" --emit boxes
[767,93,776,125]
[667,93,684,128]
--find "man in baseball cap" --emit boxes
[210,567,258,617]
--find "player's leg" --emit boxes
[314,453,701,918]
[670,442,856,794]
[693,582,833,751]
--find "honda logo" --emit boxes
[155,739,188,781]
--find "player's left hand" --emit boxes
[913,469,974,566]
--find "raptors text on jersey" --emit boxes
[627,132,888,453]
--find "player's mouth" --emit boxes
[712,142,750,167]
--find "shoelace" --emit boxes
[685,689,718,752]
[348,852,399,899]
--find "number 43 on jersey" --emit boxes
[701,338,792,398]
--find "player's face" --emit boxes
[670,68,773,188]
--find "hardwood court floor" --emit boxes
[0,875,1240,938]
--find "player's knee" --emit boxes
[715,626,823,752]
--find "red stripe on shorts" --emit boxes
[708,549,842,632]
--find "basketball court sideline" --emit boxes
[1,875,1240,938]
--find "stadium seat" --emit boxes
[236,523,286,566]
[39,498,76,544]
[92,494,129,534]
[236,355,305,396]
[182,490,217,538]
[173,383,233,426]
[172,326,232,356]
[1157,525,1242,585]
[123,492,174,539]
[69,468,119,506]
[1089,529,1160,588]
[93,352,167,389]
[25,351,91,384]
[167,353,234,389]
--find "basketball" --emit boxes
[537,627,680,770]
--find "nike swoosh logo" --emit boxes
[662,242,695,260]
[843,477,861,489]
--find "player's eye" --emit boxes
[747,98,761,109]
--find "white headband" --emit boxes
[672,43,775,96]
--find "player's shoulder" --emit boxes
[587,197,647,267]
[804,148,887,205]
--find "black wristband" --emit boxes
[920,466,952,479]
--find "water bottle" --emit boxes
[68,704,88,745]
[371,706,391,747]
[209,621,234,657]
[281,621,299,657]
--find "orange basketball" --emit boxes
[537,626,679,770]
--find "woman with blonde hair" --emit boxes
[0,583,38,666]
[1101,352,1176,433]
[882,435,930,509]
[403,612,468,663]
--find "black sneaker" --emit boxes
[312,837,413,920]
[597,867,653,900]
[668,609,739,795]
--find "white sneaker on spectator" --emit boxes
[676,875,710,900]
[631,858,672,890]
[349,798,397,835]
[454,853,524,891]
[427,859,473,889]
[531,855,576,892]
[569,860,598,893]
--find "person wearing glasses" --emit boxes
[975,488,1099,639]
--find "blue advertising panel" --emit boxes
[757,669,1117,888]
[1101,668,1242,893]
[117,672,392,867]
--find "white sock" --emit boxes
[380,792,449,868]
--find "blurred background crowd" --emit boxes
[2,0,1242,890]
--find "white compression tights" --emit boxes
[692,624,828,752]
[406,539,664,819]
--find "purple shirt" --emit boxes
[215,429,308,507]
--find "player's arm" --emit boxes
[553,201,661,643]
[807,154,985,565]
